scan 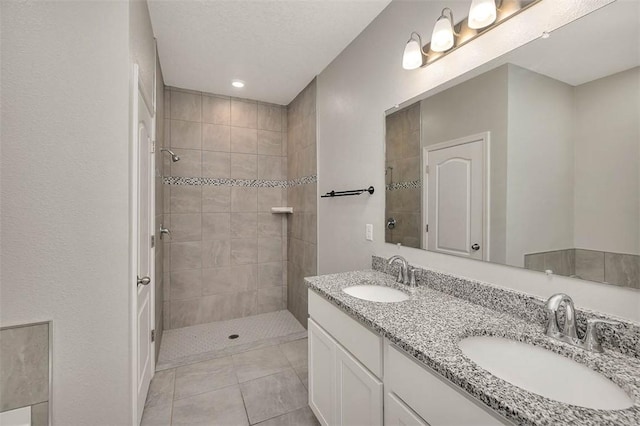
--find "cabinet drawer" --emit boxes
[385,392,429,426]
[308,290,383,377]
[386,344,507,425]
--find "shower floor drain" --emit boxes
[157,310,307,369]
[228,334,239,340]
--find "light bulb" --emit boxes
[402,37,423,70]
[430,15,454,52]
[231,80,245,88]
[468,0,497,29]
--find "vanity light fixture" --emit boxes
[402,0,541,70]
[468,0,500,29]
[231,79,245,88]
[430,8,458,52]
[402,32,427,70]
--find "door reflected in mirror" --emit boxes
[384,1,640,290]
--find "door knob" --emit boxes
[471,243,480,251]
[387,218,396,230]
[137,276,151,286]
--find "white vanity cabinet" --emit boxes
[309,319,338,425]
[308,290,383,426]
[384,392,428,426]
[384,343,507,426]
[308,289,508,426]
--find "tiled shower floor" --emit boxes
[144,311,316,426]
[156,310,307,371]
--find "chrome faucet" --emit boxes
[387,255,417,289]
[541,293,620,353]
[543,293,579,343]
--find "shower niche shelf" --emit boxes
[271,207,294,214]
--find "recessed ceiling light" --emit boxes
[231,80,245,88]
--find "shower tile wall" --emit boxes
[524,248,640,289]
[286,79,317,327]
[385,103,421,249]
[163,88,288,330]
[0,322,49,425]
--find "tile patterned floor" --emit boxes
[157,311,307,371]
[142,338,319,426]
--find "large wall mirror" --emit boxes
[385,1,639,290]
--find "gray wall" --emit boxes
[130,0,156,100]
[574,67,640,255]
[420,65,509,264]
[1,0,159,422]
[162,88,289,329]
[316,0,640,321]
[287,79,318,327]
[506,64,575,267]
[1,1,136,423]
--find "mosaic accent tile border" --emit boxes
[386,180,421,191]
[372,255,640,359]
[163,175,317,188]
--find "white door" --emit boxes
[134,65,155,424]
[426,134,486,260]
[308,319,336,426]
[335,344,383,426]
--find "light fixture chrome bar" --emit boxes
[404,0,541,70]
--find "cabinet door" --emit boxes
[385,392,429,426]
[386,344,505,425]
[309,319,336,426]
[335,343,383,426]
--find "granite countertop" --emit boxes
[305,270,640,426]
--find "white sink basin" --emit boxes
[342,285,409,303]
[459,336,633,410]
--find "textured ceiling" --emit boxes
[148,0,391,105]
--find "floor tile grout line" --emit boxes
[172,381,241,403]
[251,405,310,426]
[171,358,240,402]
[241,366,309,425]
[237,377,252,426]
[236,364,300,385]
[148,341,308,424]
[168,369,176,426]
[151,312,307,422]
[157,329,307,370]
[279,339,300,372]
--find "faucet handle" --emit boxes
[584,318,621,353]
[159,224,171,240]
[587,318,621,328]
